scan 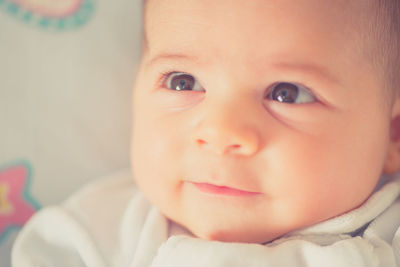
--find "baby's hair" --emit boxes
[368,0,400,103]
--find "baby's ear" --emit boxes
[383,99,400,174]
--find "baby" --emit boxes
[12,0,400,266]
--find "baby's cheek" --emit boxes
[131,116,186,191]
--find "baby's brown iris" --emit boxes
[270,82,299,103]
[170,74,195,91]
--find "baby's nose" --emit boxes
[195,132,259,156]
[193,110,261,156]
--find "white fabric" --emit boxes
[12,170,400,267]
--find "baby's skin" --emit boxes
[131,0,400,243]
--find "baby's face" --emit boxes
[132,0,392,243]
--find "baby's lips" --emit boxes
[183,166,260,193]
[191,182,262,196]
[390,116,400,141]
[14,0,82,18]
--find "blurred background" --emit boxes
[0,0,142,264]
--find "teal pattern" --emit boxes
[0,0,95,31]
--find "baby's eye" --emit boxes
[164,72,204,91]
[266,82,316,104]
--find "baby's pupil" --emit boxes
[272,83,299,103]
[171,74,195,90]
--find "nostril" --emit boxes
[226,144,242,154]
[196,139,243,153]
[197,139,207,146]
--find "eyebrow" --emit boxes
[271,61,341,85]
[146,53,341,85]
[145,53,199,69]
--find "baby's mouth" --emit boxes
[190,182,261,197]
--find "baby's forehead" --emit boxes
[144,0,373,63]
[144,0,377,46]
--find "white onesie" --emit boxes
[12,170,400,267]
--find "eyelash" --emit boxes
[157,71,177,88]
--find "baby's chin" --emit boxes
[174,218,285,244]
[196,229,278,244]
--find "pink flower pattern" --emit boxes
[0,163,39,242]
